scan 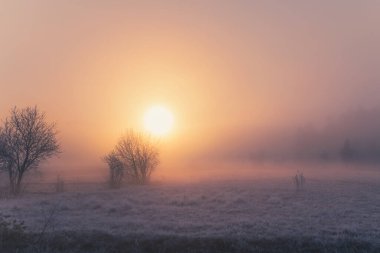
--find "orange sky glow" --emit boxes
[1,1,380,181]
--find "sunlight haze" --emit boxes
[1,0,380,180]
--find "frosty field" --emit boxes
[1,172,380,252]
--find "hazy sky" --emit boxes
[1,1,380,177]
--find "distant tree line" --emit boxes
[247,134,380,164]
[230,109,380,163]
[247,138,380,163]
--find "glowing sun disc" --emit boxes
[144,106,174,136]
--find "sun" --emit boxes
[143,105,174,136]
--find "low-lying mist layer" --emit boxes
[210,108,380,164]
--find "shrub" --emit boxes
[104,130,159,185]
[0,214,27,250]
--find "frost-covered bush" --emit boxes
[0,214,26,235]
[293,171,305,191]
[0,213,27,249]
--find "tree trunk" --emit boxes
[8,170,16,195]
[8,170,24,195]
[15,172,23,195]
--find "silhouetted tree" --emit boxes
[104,130,159,185]
[0,107,60,195]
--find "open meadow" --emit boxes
[1,165,380,253]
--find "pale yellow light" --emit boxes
[144,105,174,136]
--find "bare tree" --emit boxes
[0,107,60,195]
[104,130,159,185]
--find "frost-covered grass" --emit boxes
[1,177,380,252]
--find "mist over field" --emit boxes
[26,106,380,184]
[1,1,380,252]
[2,0,380,179]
